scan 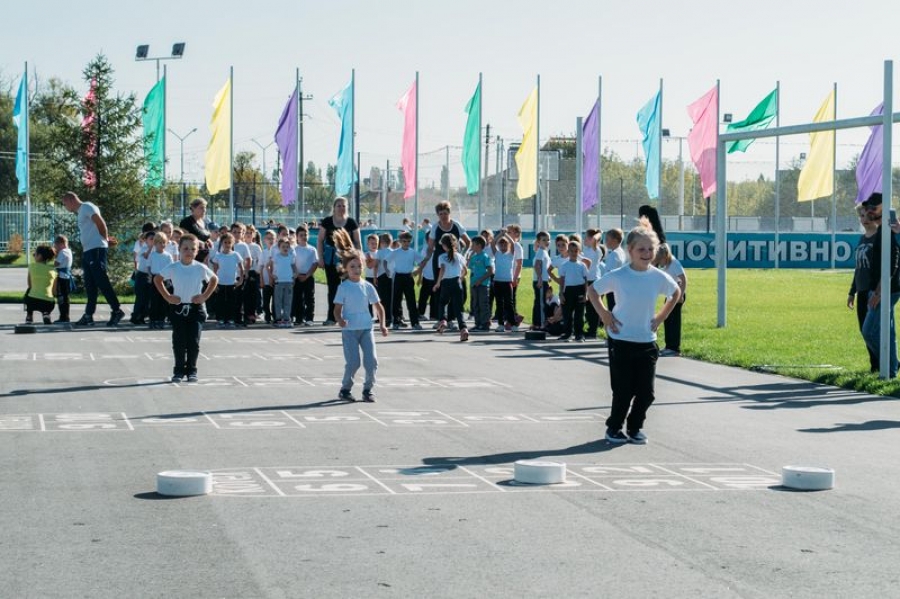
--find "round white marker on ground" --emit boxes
[514,460,566,484]
[157,470,212,497]
[781,465,834,491]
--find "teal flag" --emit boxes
[636,90,661,200]
[462,81,481,195]
[12,73,28,195]
[726,88,777,153]
[142,77,166,187]
[329,80,355,196]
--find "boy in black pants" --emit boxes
[154,234,219,383]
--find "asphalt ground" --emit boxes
[1,273,899,597]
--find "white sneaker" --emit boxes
[495,325,505,332]
[510,326,519,332]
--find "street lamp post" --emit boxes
[135,43,186,82]
[252,139,275,222]
[168,127,197,218]
[663,129,687,230]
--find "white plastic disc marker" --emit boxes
[157,470,212,497]
[781,466,834,491]
[514,460,566,484]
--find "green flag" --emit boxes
[726,88,777,153]
[462,81,481,195]
[142,77,166,188]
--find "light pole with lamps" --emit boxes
[662,128,687,230]
[252,139,275,221]
[135,43,186,82]
[168,127,197,218]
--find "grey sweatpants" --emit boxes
[342,328,378,391]
[274,282,293,322]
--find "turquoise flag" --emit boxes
[462,81,481,195]
[142,77,166,188]
[12,73,28,195]
[726,88,777,153]
[329,80,355,196]
[636,90,661,200]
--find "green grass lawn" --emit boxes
[4,265,897,396]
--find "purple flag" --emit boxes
[582,100,599,211]
[275,88,298,206]
[855,103,884,205]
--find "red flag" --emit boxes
[82,79,98,190]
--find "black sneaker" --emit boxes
[338,388,357,402]
[75,314,95,326]
[557,334,571,342]
[107,309,126,327]
[186,374,199,384]
[170,374,183,383]
[362,390,375,403]
[605,428,629,444]
[627,430,648,445]
[42,315,52,325]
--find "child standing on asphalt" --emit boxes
[154,234,219,383]
[467,236,494,331]
[211,232,244,328]
[557,240,590,342]
[652,243,687,356]
[293,224,319,326]
[389,231,421,330]
[53,235,73,323]
[332,229,389,402]
[148,231,175,329]
[433,233,469,341]
[269,238,297,327]
[588,226,681,445]
[24,245,57,324]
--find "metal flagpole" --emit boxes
[478,72,483,232]
[24,62,31,265]
[414,71,419,252]
[162,65,167,218]
[658,78,663,207]
[716,79,726,328]
[229,66,234,220]
[774,81,781,269]
[351,69,356,220]
[878,60,893,379]
[576,116,583,235]
[597,76,602,230]
[296,68,301,226]
[830,82,838,269]
[535,74,540,232]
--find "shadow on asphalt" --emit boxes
[1,380,169,398]
[421,438,625,470]
[131,398,356,421]
[797,419,900,433]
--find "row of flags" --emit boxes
[5,66,887,211]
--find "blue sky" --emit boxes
[3,0,899,185]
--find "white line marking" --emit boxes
[120,412,134,431]
[254,467,286,496]
[517,414,541,422]
[38,413,46,432]
[279,411,307,428]
[354,467,397,494]
[232,376,249,387]
[203,413,222,429]
[420,377,447,387]
[458,466,506,492]
[357,410,388,426]
[651,464,720,490]
[432,410,470,427]
[743,462,780,476]
[566,469,615,490]
[483,378,512,388]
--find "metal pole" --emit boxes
[351,69,357,221]
[482,124,490,228]
[297,69,303,226]
[535,74,540,233]
[658,78,664,208]
[478,72,484,232]
[774,81,781,268]
[597,75,602,231]
[445,144,450,201]
[228,66,234,221]
[355,151,361,221]
[576,116,583,235]
[495,135,501,230]
[830,82,838,269]
[162,64,167,217]
[24,62,30,264]
[414,71,419,252]
[879,60,893,379]
[619,178,624,228]
[715,79,726,328]
[384,159,390,228]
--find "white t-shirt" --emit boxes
[389,247,418,274]
[438,253,466,279]
[260,246,274,285]
[591,266,678,343]
[159,260,215,302]
[136,243,152,273]
[512,241,524,278]
[583,246,604,281]
[248,243,263,272]
[234,241,251,267]
[271,251,296,283]
[657,257,686,298]
[78,202,107,251]
[149,250,174,275]
[166,241,179,259]
[604,246,626,274]
[533,247,551,282]
[294,245,318,276]
[550,254,568,273]
[213,252,242,285]
[493,252,515,282]
[375,247,393,278]
[419,247,435,280]
[55,248,73,275]
[365,250,377,280]
[334,279,380,330]
[558,260,589,288]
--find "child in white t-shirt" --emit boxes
[154,234,218,383]
[211,232,244,328]
[269,238,297,327]
[52,234,74,323]
[292,224,319,326]
[582,228,606,339]
[260,230,276,324]
[433,233,469,341]
[531,231,551,330]
[652,243,687,356]
[148,231,175,329]
[589,227,681,445]
[332,229,389,402]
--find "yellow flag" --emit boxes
[515,87,538,199]
[797,90,835,202]
[205,77,232,195]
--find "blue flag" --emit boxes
[636,90,661,200]
[12,73,28,195]
[329,80,355,196]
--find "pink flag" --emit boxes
[687,85,718,198]
[397,80,417,199]
[82,78,98,190]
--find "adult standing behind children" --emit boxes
[317,197,361,325]
[848,203,880,372]
[179,198,213,263]
[421,201,471,285]
[60,191,125,326]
